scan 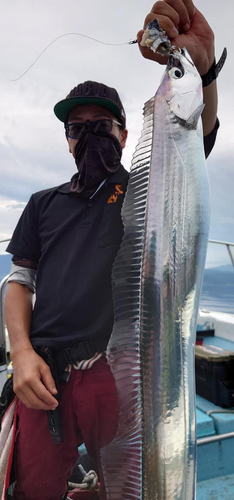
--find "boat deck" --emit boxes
[197,474,234,499]
[196,326,234,496]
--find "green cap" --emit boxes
[54,80,126,128]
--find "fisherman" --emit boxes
[3,0,222,499]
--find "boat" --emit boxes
[0,239,234,498]
[196,308,234,498]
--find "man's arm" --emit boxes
[137,0,219,137]
[202,80,217,137]
[5,282,58,410]
[5,282,33,358]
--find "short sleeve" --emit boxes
[203,117,220,159]
[6,195,41,263]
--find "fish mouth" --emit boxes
[168,47,195,68]
[167,52,184,74]
[167,48,196,80]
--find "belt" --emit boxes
[53,339,107,374]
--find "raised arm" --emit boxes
[137,0,219,136]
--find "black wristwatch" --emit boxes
[202,47,227,88]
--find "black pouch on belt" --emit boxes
[0,376,15,430]
[33,346,63,445]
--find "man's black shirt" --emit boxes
[7,166,129,349]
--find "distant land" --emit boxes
[0,254,12,281]
[203,264,234,283]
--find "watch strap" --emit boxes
[202,47,227,87]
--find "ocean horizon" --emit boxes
[200,286,234,314]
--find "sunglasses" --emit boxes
[65,119,122,140]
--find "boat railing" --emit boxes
[208,239,234,268]
[0,274,9,389]
[0,236,11,369]
[0,239,11,244]
[0,238,233,349]
[0,238,233,352]
[1,237,234,262]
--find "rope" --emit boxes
[68,466,99,491]
[0,33,138,82]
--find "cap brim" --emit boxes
[54,96,123,124]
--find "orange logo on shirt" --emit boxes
[107,184,123,204]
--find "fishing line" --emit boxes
[0,32,138,82]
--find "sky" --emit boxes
[0,0,233,268]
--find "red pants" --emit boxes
[13,357,118,500]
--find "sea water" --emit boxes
[200,283,234,314]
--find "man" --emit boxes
[4,1,222,498]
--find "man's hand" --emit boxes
[12,348,59,411]
[137,0,215,76]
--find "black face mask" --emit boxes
[70,129,123,197]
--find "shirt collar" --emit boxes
[56,165,129,194]
[106,164,129,184]
[56,183,71,194]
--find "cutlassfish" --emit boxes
[101,20,210,499]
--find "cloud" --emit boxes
[0,0,233,268]
[0,195,27,253]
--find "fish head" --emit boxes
[162,48,204,129]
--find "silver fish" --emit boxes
[101,31,210,500]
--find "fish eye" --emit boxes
[168,67,184,79]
